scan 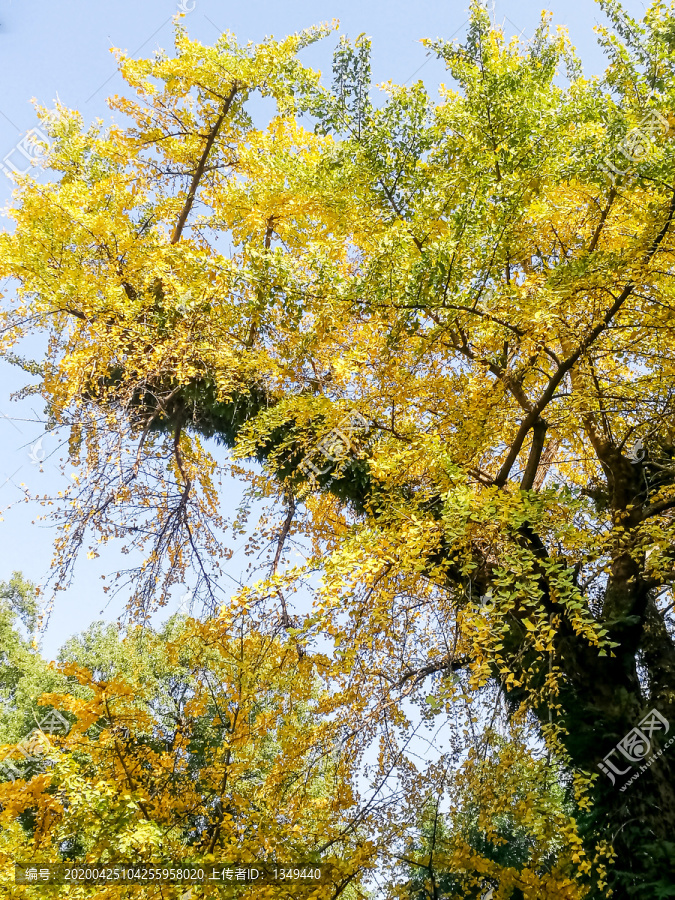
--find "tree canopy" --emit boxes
[1,611,366,899]
[2,1,675,895]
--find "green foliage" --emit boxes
[0,573,64,747]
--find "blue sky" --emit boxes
[0,0,646,657]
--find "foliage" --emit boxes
[392,729,582,900]
[0,573,65,747]
[0,612,369,898]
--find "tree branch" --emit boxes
[520,418,548,491]
[495,183,675,487]
[641,495,675,521]
[170,84,238,245]
[588,187,617,253]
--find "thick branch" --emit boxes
[494,283,634,486]
[495,183,675,487]
[170,84,238,245]
[520,418,548,491]
[641,495,675,521]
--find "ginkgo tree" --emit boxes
[0,609,583,899]
[0,612,369,899]
[2,0,675,895]
[397,731,579,900]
